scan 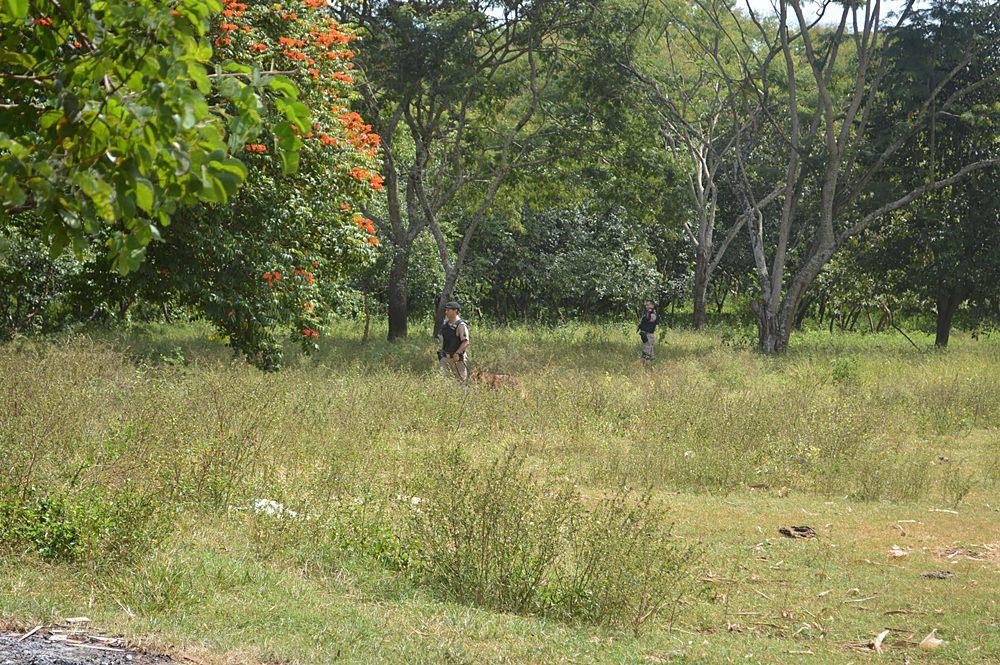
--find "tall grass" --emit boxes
[1,323,998,624]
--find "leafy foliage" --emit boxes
[73,1,384,368]
[0,484,164,564]
[465,204,661,320]
[411,446,694,632]
[1,1,255,270]
[859,0,1000,343]
[0,220,85,339]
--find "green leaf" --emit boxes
[39,110,63,130]
[75,172,116,221]
[275,98,311,134]
[2,0,29,19]
[48,226,70,259]
[58,208,81,230]
[222,62,253,74]
[273,121,302,175]
[267,76,299,99]
[187,61,211,94]
[0,173,27,208]
[0,49,37,68]
[135,178,155,213]
[219,77,244,99]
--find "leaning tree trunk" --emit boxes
[793,295,813,330]
[692,246,710,330]
[934,288,963,348]
[387,249,410,341]
[431,270,459,338]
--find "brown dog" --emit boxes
[471,367,520,389]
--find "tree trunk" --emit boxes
[432,270,459,338]
[793,295,812,330]
[848,306,863,331]
[387,249,410,341]
[362,294,371,343]
[876,310,889,332]
[715,290,727,314]
[935,288,963,348]
[692,248,709,329]
[752,299,792,354]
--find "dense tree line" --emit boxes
[2,0,997,365]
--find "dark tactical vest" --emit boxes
[639,310,658,333]
[441,318,466,354]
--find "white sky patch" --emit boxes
[741,1,930,26]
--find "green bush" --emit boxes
[0,485,165,564]
[408,446,695,632]
[830,355,861,384]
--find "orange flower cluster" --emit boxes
[34,17,54,26]
[338,112,381,158]
[212,0,384,239]
[294,268,315,284]
[263,271,281,284]
[302,328,320,338]
[347,166,383,190]
[313,26,352,48]
[353,216,376,234]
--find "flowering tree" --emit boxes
[0,0,314,271]
[72,0,384,369]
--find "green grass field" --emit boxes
[1,322,998,663]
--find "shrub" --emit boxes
[937,458,977,507]
[409,446,696,632]
[830,355,861,384]
[0,485,166,564]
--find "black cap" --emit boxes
[443,301,461,310]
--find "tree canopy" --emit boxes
[2,0,997,358]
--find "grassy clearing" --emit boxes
[1,322,998,663]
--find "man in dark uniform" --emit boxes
[438,301,470,383]
[638,299,658,361]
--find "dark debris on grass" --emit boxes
[0,631,176,665]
